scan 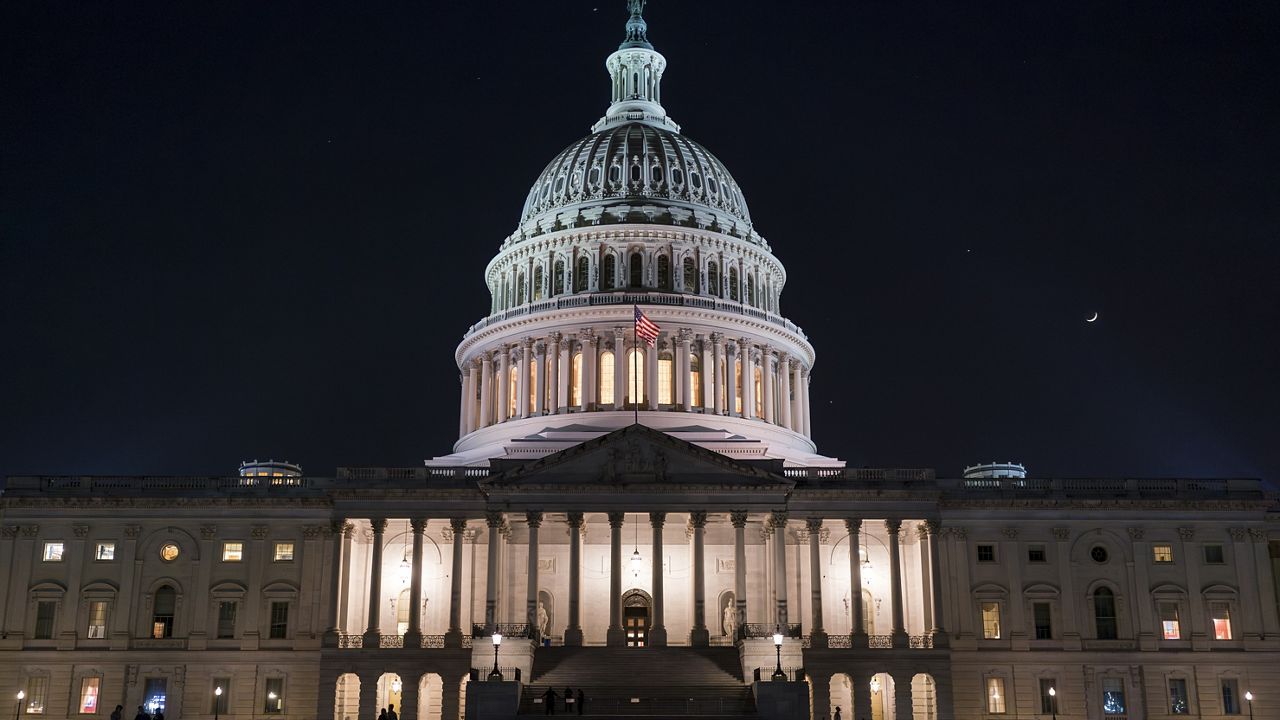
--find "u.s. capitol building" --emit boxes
[2,3,1276,719]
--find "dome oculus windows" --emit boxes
[1090,546,1109,564]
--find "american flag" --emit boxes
[634,306,660,347]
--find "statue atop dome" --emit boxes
[627,0,646,15]
[621,0,652,50]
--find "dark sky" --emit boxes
[3,1,1277,482]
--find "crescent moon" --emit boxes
[1086,312,1099,322]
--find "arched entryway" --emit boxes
[622,588,652,647]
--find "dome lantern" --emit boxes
[594,0,679,133]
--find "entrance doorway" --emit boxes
[622,589,652,647]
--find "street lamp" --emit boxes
[1048,686,1057,720]
[771,628,786,681]
[214,686,223,720]
[489,632,504,681]
[15,690,24,720]
[1245,691,1253,720]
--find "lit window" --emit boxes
[1103,678,1126,715]
[1204,544,1226,564]
[626,348,645,404]
[599,351,615,405]
[658,356,674,405]
[269,602,289,639]
[1169,678,1190,714]
[222,542,244,562]
[143,678,166,716]
[87,601,108,639]
[1211,602,1232,640]
[977,544,996,563]
[1159,602,1181,639]
[1222,679,1240,715]
[1027,545,1047,563]
[1152,544,1173,563]
[733,358,742,414]
[986,677,1007,713]
[569,351,582,407]
[34,602,56,639]
[95,542,115,561]
[981,602,1001,639]
[25,676,48,715]
[159,543,180,562]
[273,542,294,562]
[151,586,176,639]
[689,355,702,407]
[264,678,284,713]
[507,363,518,416]
[79,677,101,714]
[42,542,64,562]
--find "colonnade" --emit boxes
[458,329,812,439]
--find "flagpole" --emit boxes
[633,305,639,425]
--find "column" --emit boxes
[479,354,494,428]
[700,336,715,410]
[526,512,543,639]
[358,672,380,720]
[457,369,469,437]
[790,361,803,431]
[678,329,694,411]
[402,517,427,647]
[581,329,598,412]
[323,518,347,647]
[439,673,463,720]
[445,518,466,647]
[711,333,725,415]
[338,523,355,641]
[556,333,570,412]
[607,513,625,646]
[690,511,710,646]
[925,520,948,646]
[740,339,755,420]
[724,339,738,417]
[649,512,668,646]
[518,338,532,418]
[548,332,562,414]
[778,354,793,431]
[565,513,584,645]
[496,346,510,423]
[886,519,907,647]
[772,511,789,626]
[613,327,627,410]
[853,674,875,720]
[731,511,748,641]
[1231,527,1265,642]
[806,518,826,646]
[399,680,419,720]
[534,341,547,415]
[1053,527,1080,648]
[762,348,775,424]
[362,519,387,644]
[800,367,812,437]
[485,512,503,632]
[845,519,866,645]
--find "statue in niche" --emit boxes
[723,604,738,638]
[536,602,549,638]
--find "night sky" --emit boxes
[3,1,1277,482]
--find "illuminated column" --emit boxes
[762,348,776,424]
[496,346,510,423]
[772,511,789,626]
[556,333,571,412]
[646,337,659,410]
[607,513,625,646]
[485,512,503,632]
[700,336,715,410]
[801,367,812,437]
[323,517,347,647]
[404,517,427,647]
[613,327,627,411]
[886,519,907,647]
[466,361,480,434]
[525,512,542,638]
[362,518,387,645]
[724,339,738,417]
[479,355,494,428]
[580,329,598,412]
[711,333,725,415]
[790,361,803,432]
[807,518,826,646]
[518,338,532,419]
[534,341,547,415]
[689,511,709,646]
[740,339,755,420]
[925,520,948,645]
[845,519,866,645]
[546,333,561,415]
[731,511,748,639]
[649,512,667,646]
[457,370,468,438]
[565,513,585,645]
[445,518,466,647]
[1253,529,1280,637]
[778,354,792,431]
[678,329,695,411]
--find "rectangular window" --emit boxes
[94,542,115,561]
[143,678,167,716]
[986,677,1007,714]
[79,677,101,714]
[1204,544,1225,564]
[1152,544,1173,563]
[269,601,289,639]
[1222,679,1240,715]
[1211,602,1233,640]
[977,544,996,563]
[87,600,108,639]
[1033,602,1053,639]
[25,677,48,715]
[1169,678,1190,714]
[212,678,230,714]
[1102,678,1126,715]
[222,542,244,562]
[264,677,284,713]
[1027,545,1047,563]
[34,601,56,639]
[1039,678,1058,715]
[981,602,1001,639]
[217,601,237,639]
[1159,601,1181,640]
[42,542,64,562]
[273,542,295,562]
[598,351,615,405]
[658,357,674,405]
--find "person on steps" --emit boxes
[833,707,842,720]
[378,708,387,720]
[110,706,123,720]
[132,706,148,720]
[575,688,584,715]
[541,687,558,715]
[563,686,573,713]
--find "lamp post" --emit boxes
[489,632,504,681]
[14,690,24,720]
[1048,686,1057,720]
[214,686,223,720]
[771,628,786,681]
[1245,691,1253,720]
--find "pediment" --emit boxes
[484,424,791,490]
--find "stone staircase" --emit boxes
[517,646,755,718]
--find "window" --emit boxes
[25,677,48,715]
[1090,545,1110,563]
[1211,601,1233,640]
[87,600,108,639]
[152,586,176,638]
[658,355,674,405]
[42,542,64,562]
[269,601,289,639]
[34,601,56,639]
[569,351,582,407]
[629,252,643,287]
[159,543,180,561]
[212,679,230,714]
[273,542,294,562]
[986,677,1006,714]
[94,542,115,561]
[599,351,615,405]
[1102,678,1126,715]
[1027,545,1047,563]
[264,678,284,713]
[222,542,244,562]
[728,266,739,301]
[216,601,237,639]
[1093,588,1118,639]
[1153,544,1174,563]
[532,265,544,300]
[1159,601,1181,639]
[981,602,1002,639]
[625,348,645,405]
[601,255,616,290]
[143,678,167,716]
[977,544,996,563]
[1222,679,1240,715]
[553,260,565,295]
[1033,602,1053,639]
[79,677,101,714]
[689,355,702,407]
[682,257,698,293]
[1039,679,1058,715]
[1204,544,1225,564]
[708,262,720,296]
[1169,678,1190,714]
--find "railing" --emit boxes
[470,667,522,682]
[528,695,754,716]
[908,635,934,649]
[338,634,363,649]
[743,623,802,639]
[752,667,806,683]
[471,623,533,639]
[783,467,936,481]
[380,635,403,648]
[937,476,1261,499]
[868,635,893,649]
[826,634,852,649]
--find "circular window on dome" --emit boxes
[160,543,181,562]
[1090,545,1109,563]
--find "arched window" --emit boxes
[569,351,583,407]
[625,348,645,406]
[508,364,519,418]
[708,262,720,297]
[754,366,763,417]
[682,258,698,293]
[689,354,702,407]
[396,588,411,635]
[574,256,589,293]
[728,267,740,302]
[152,586,176,639]
[629,252,643,287]
[533,266,544,301]
[734,357,743,414]
[553,260,565,295]
[599,351,615,406]
[517,272,527,305]
[746,273,756,306]
[602,255,616,291]
[657,255,671,291]
[658,352,674,405]
[1093,588,1118,639]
